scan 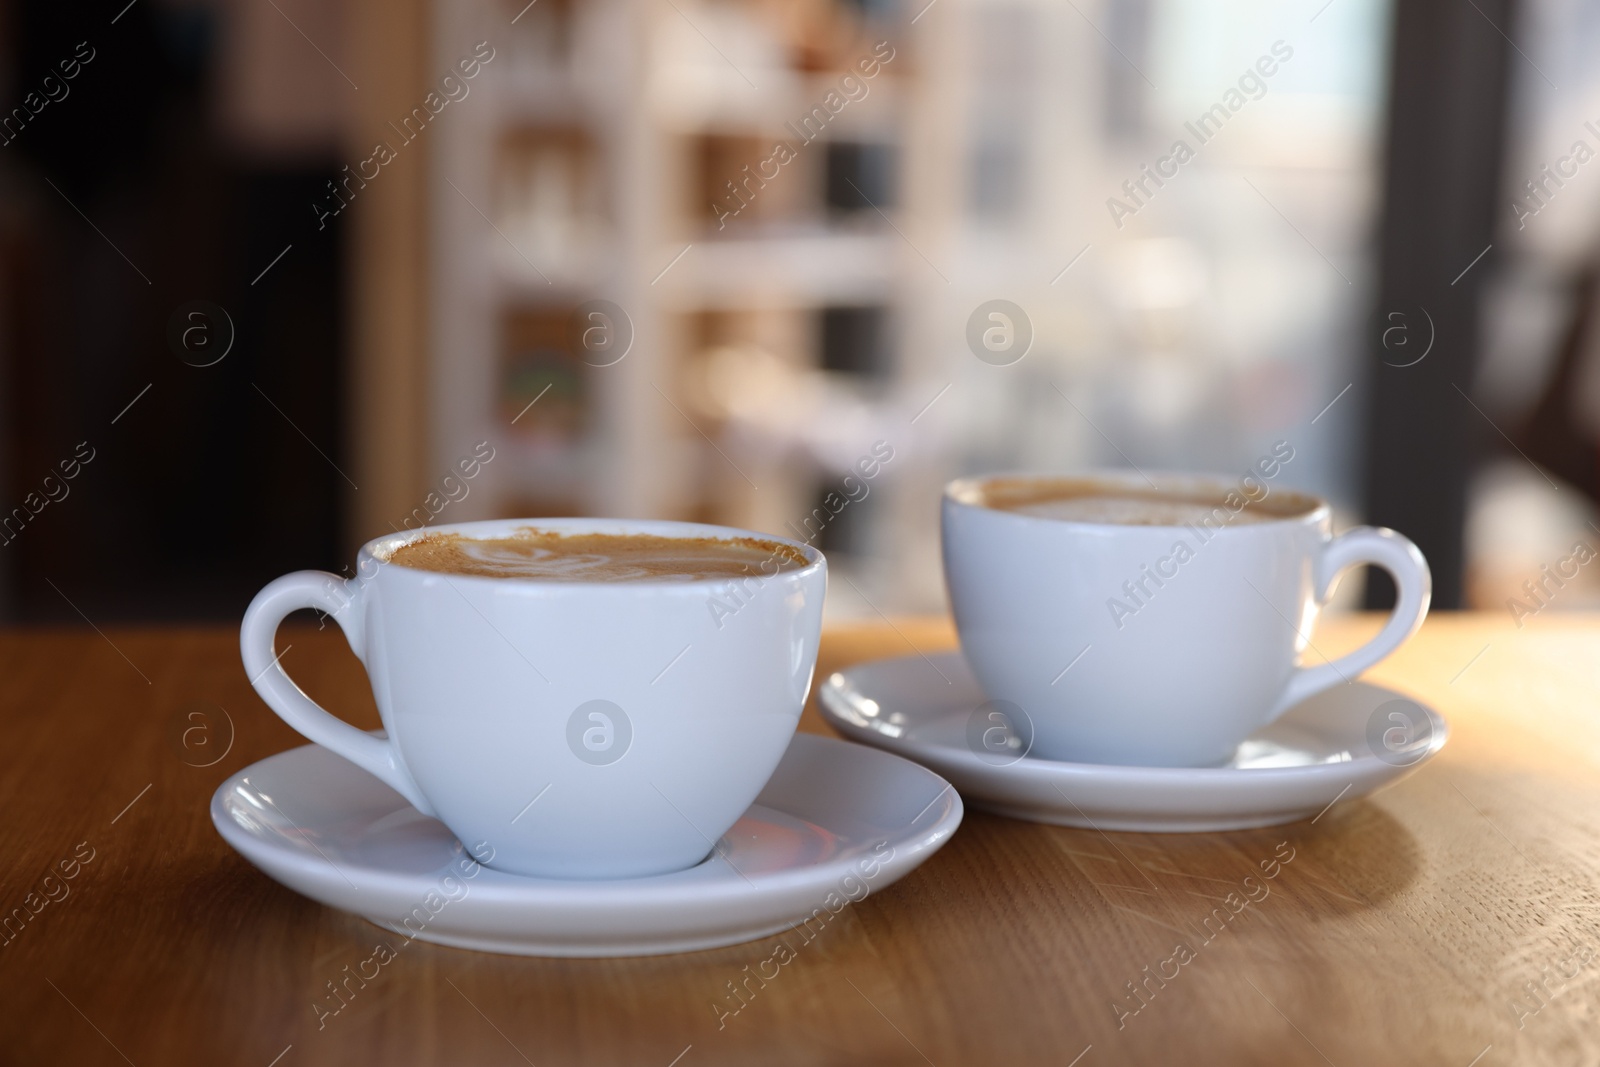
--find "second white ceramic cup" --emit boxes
[241,518,827,880]
[942,472,1431,767]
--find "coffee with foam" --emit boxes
[387,528,808,583]
[971,477,1314,526]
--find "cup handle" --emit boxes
[240,570,436,816]
[1265,526,1432,723]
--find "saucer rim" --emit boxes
[210,732,964,955]
[818,650,1449,784]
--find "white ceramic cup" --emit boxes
[942,472,1431,767]
[241,518,827,880]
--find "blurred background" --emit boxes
[1,0,1598,623]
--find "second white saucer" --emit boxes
[819,652,1447,832]
[212,732,962,957]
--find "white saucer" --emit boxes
[211,732,962,957]
[818,652,1448,832]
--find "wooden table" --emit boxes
[2,613,1598,1065]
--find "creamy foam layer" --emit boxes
[973,477,1315,526]
[1009,495,1277,526]
[386,528,809,582]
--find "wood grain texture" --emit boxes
[0,613,1598,1065]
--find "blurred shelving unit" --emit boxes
[427,0,955,610]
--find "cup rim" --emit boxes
[355,517,826,589]
[943,470,1330,530]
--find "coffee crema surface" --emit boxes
[969,478,1315,526]
[386,528,809,582]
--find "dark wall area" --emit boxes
[0,0,347,622]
